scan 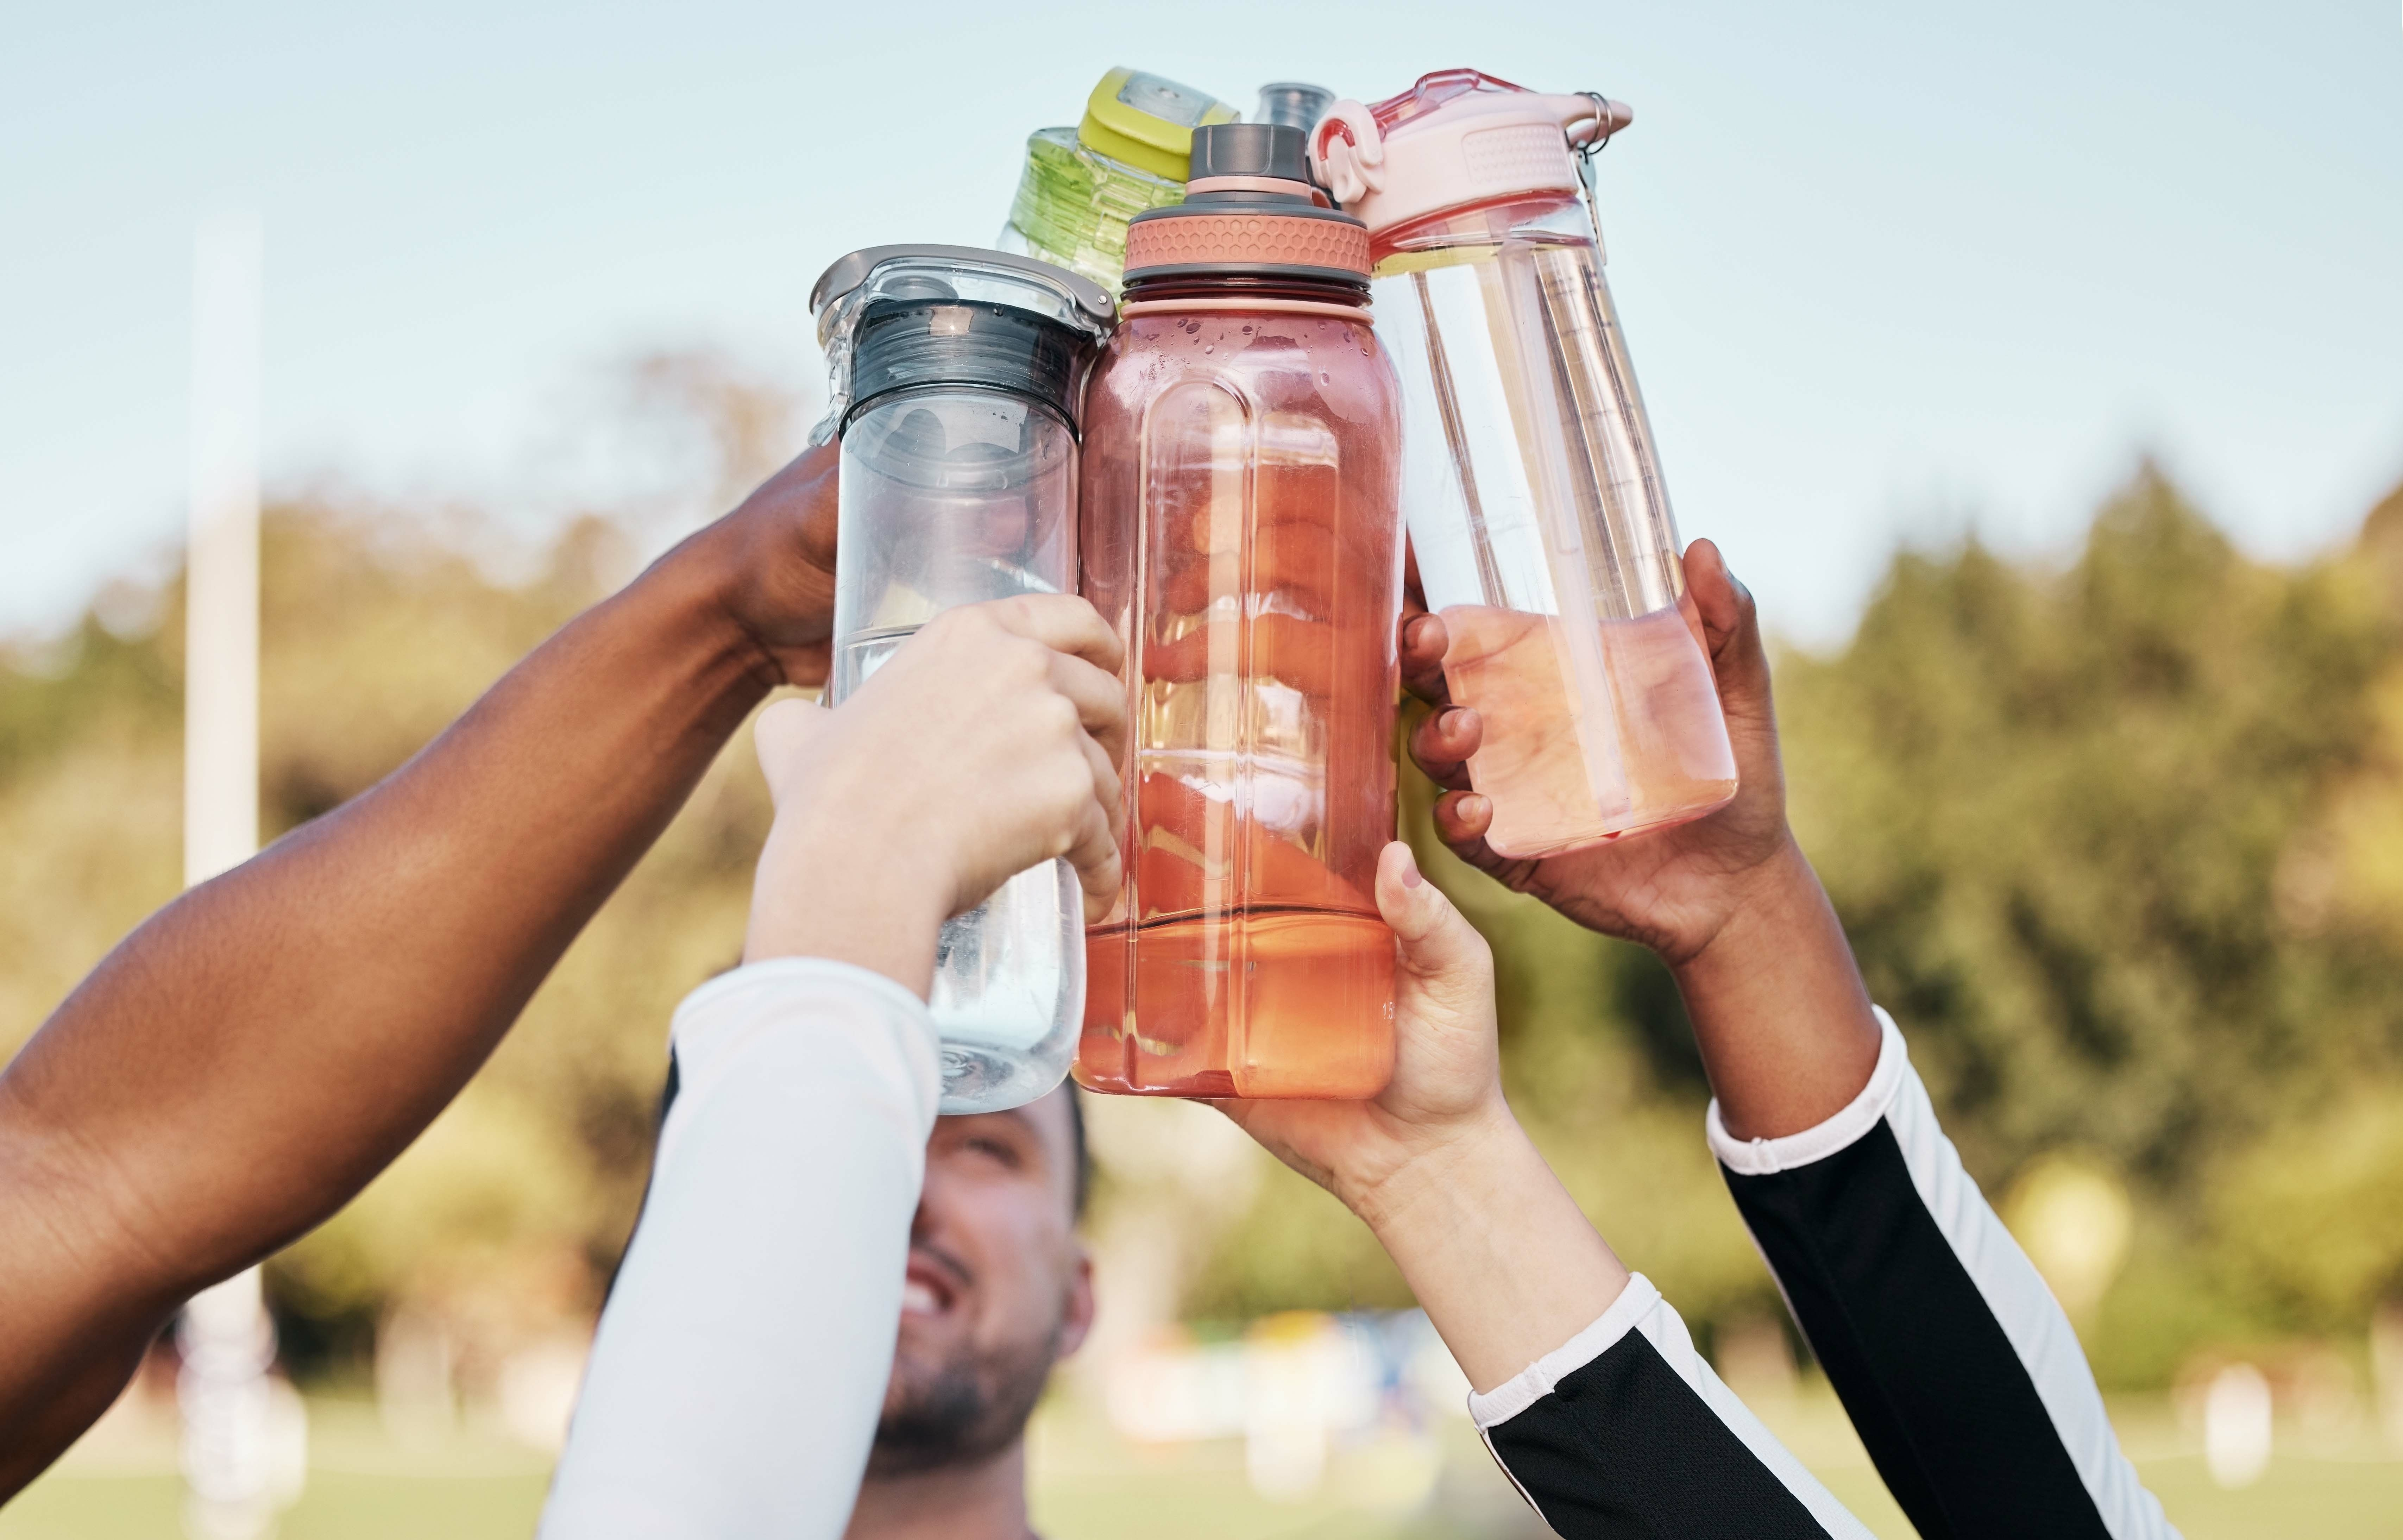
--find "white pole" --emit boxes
[185,215,260,891]
[178,214,296,1540]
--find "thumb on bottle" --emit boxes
[1683,539,1771,717]
[1375,842,1489,990]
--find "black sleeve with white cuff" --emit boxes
[1710,1008,2179,1540]
[1470,1274,1877,1539]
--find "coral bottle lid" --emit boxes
[1124,124,1370,283]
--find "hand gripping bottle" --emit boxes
[1313,71,1737,858]
[809,244,1116,1112]
[1076,123,1404,1100]
[996,67,1239,292]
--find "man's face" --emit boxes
[868,1086,1093,1477]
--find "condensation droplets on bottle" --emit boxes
[1076,123,1405,1101]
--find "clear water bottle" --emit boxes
[808,244,1116,1111]
[994,67,1237,292]
[1313,71,1738,859]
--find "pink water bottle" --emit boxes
[1076,122,1404,1100]
[1315,70,1737,858]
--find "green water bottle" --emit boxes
[995,67,1237,291]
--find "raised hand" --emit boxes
[1403,538,1881,1139]
[1215,841,1630,1392]
[1213,841,1509,1204]
[744,595,1126,989]
[694,439,844,688]
[1402,539,1792,966]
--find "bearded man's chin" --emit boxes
[866,1331,1061,1479]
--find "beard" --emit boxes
[866,1318,1064,1478]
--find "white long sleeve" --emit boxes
[540,958,942,1539]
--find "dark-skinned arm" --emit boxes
[1403,543,2174,1540]
[0,444,838,1495]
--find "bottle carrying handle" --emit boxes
[1309,102,1385,207]
[1562,92,1634,150]
[1569,93,1633,263]
[1309,88,1634,217]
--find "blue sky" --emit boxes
[4,0,2398,643]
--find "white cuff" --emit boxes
[1706,1006,1908,1176]
[1466,1273,1663,1429]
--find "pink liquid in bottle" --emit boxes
[1440,600,1736,857]
[1319,73,1740,859]
[1075,122,1403,1100]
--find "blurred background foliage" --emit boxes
[4,355,2401,1396]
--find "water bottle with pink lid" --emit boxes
[1313,70,1737,858]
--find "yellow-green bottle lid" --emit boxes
[1076,67,1238,182]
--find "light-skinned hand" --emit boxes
[1216,840,1630,1393]
[1214,841,1512,1212]
[743,595,1126,993]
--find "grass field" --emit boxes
[5,1389,2396,1538]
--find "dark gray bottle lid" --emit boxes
[1188,122,1312,184]
[1123,122,1370,285]
[809,245,1115,443]
[847,298,1093,437]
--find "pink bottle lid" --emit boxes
[1308,69,1633,244]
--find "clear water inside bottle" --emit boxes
[828,384,1087,1113]
[1076,311,1404,1099]
[833,626,1083,1112]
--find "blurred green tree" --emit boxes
[0,351,799,1376]
[1781,466,2397,1183]
[1775,465,2403,1380]
[1191,464,2403,1375]
[8,422,2402,1390]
